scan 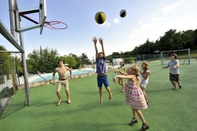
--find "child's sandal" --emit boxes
[140,123,149,131]
[129,118,138,125]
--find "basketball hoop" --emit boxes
[19,13,68,32]
[44,21,68,30]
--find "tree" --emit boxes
[193,29,197,49]
[59,55,77,67]
[0,46,12,74]
[14,55,23,76]
[106,28,197,58]
[112,52,121,58]
[0,46,21,90]
[157,29,180,51]
[181,30,195,49]
[27,46,59,73]
[68,53,81,69]
[106,54,113,62]
[80,53,91,65]
[123,51,132,56]
[66,56,76,67]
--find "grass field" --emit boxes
[0,59,197,131]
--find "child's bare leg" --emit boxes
[129,108,138,125]
[121,79,125,92]
[99,88,103,104]
[176,81,181,85]
[106,87,112,100]
[143,90,148,102]
[132,108,137,118]
[135,109,146,124]
[141,87,148,102]
[118,78,121,85]
[171,81,177,88]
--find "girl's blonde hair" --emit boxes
[131,64,139,76]
[141,61,150,74]
[130,64,140,86]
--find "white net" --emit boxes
[0,53,27,118]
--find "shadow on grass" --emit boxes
[147,87,173,93]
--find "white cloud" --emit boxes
[152,17,167,22]
[127,19,166,45]
[167,16,197,31]
[162,1,183,14]
[106,22,111,27]
[113,17,120,24]
[123,0,197,52]
[132,22,157,34]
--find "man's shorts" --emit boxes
[56,79,69,92]
[97,75,109,88]
[169,73,180,82]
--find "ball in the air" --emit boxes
[120,9,127,18]
[95,11,106,24]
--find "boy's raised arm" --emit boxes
[92,37,98,58]
[99,38,105,58]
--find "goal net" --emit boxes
[161,48,190,65]
[0,52,27,118]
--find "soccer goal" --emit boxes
[161,48,190,65]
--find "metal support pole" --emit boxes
[143,54,145,61]
[0,20,24,53]
[161,51,163,65]
[12,56,17,92]
[9,0,18,41]
[188,48,190,65]
[19,18,31,106]
[9,0,31,106]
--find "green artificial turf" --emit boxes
[0,59,197,131]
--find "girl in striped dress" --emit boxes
[113,65,149,131]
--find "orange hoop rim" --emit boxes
[44,21,68,30]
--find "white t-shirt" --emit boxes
[167,59,179,74]
[140,69,150,86]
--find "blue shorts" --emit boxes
[97,75,109,88]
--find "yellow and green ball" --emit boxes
[95,12,106,24]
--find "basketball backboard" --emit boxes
[39,0,47,34]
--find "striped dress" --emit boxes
[125,80,148,110]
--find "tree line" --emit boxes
[107,29,197,60]
[26,46,91,74]
[1,28,197,75]
[0,46,91,75]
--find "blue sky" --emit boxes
[1,0,197,59]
